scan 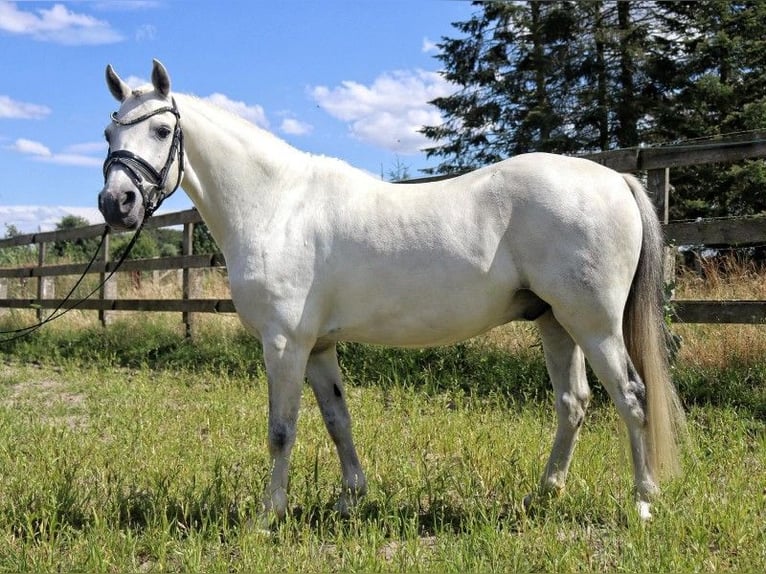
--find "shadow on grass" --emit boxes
[1,317,553,405]
[11,486,615,545]
[1,316,763,416]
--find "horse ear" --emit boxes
[151,59,171,97]
[106,65,130,102]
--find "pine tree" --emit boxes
[652,0,766,218]
[423,0,766,220]
[421,1,581,174]
[422,1,651,173]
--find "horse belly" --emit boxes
[324,270,527,347]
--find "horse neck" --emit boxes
[174,93,306,249]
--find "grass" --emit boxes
[0,257,763,571]
[0,356,763,572]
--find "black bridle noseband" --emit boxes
[103,97,185,218]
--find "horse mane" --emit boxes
[176,93,373,182]
[179,93,299,150]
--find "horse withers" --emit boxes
[99,60,685,524]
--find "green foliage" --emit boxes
[1,316,762,419]
[3,224,21,238]
[109,231,160,261]
[153,227,182,257]
[109,226,188,261]
[337,342,549,404]
[652,0,766,219]
[193,222,219,255]
[0,225,35,266]
[0,318,264,378]
[52,215,99,261]
[422,1,651,172]
[424,1,766,220]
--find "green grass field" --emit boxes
[0,316,763,572]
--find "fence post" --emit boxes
[646,168,670,225]
[99,232,116,327]
[0,277,7,318]
[647,167,676,284]
[182,221,198,338]
[36,241,54,322]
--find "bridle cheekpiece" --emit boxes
[103,97,185,218]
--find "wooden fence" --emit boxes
[2,137,766,335]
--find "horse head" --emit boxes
[99,59,184,230]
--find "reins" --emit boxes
[1,97,184,343]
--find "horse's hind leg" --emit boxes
[306,344,367,516]
[568,327,658,519]
[536,310,591,495]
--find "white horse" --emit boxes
[99,60,685,523]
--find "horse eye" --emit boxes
[156,126,172,140]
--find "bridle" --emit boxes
[2,98,185,343]
[103,97,185,218]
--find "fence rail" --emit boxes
[2,137,766,332]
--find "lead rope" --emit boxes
[0,221,146,343]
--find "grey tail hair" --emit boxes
[622,173,687,481]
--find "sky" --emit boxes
[0,0,475,233]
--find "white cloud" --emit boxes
[311,69,456,154]
[6,138,103,167]
[422,37,438,53]
[0,95,51,119]
[280,117,313,136]
[44,152,103,167]
[203,93,269,128]
[9,138,51,157]
[0,205,103,234]
[0,1,123,45]
[124,75,148,89]
[64,141,107,155]
[135,23,156,42]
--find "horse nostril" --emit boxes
[121,190,136,208]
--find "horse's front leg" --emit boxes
[259,333,311,525]
[306,343,367,516]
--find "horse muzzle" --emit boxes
[98,187,145,231]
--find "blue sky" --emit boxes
[0,0,474,232]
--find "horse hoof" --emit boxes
[244,512,278,535]
[257,488,288,528]
[335,487,365,518]
[335,498,351,518]
[636,500,652,521]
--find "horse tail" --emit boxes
[622,173,686,481]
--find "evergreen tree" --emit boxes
[422,1,650,173]
[651,0,766,218]
[570,2,652,150]
[423,0,766,220]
